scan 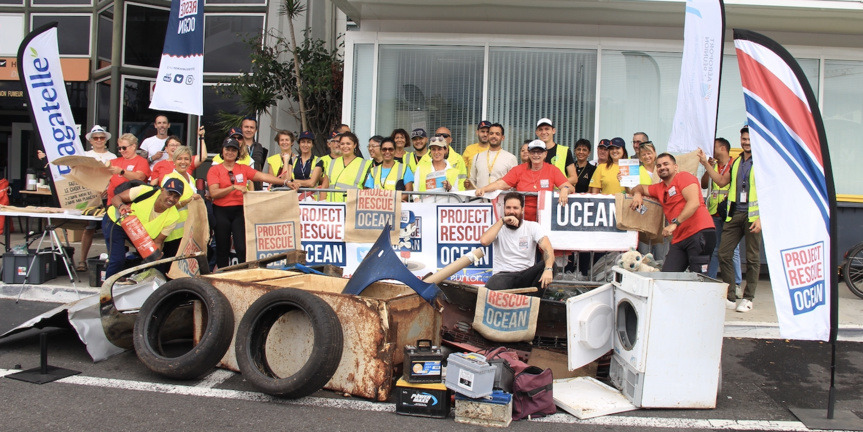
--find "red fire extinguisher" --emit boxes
[119,213,162,262]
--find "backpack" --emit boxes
[512,366,556,421]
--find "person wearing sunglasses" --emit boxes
[207,138,297,269]
[364,138,414,193]
[414,136,461,201]
[368,135,384,167]
[107,133,150,202]
[430,126,467,189]
[76,125,118,272]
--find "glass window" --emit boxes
[31,14,91,56]
[121,77,186,140]
[375,45,484,154]
[32,0,91,5]
[96,78,111,130]
[823,59,863,196]
[351,44,374,150]
[204,14,264,74]
[123,4,169,68]
[488,47,597,154]
[0,0,24,5]
[202,84,242,151]
[97,10,113,70]
[0,14,25,55]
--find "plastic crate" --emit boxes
[88,257,108,287]
[2,250,56,284]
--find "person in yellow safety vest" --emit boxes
[160,146,202,273]
[462,120,492,188]
[414,136,462,201]
[103,180,182,280]
[702,126,761,314]
[534,118,578,186]
[364,138,414,193]
[318,131,343,180]
[406,128,430,173]
[321,132,371,202]
[429,126,468,189]
[267,130,297,180]
[699,137,743,291]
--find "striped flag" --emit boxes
[734,30,837,342]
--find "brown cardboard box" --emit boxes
[57,229,84,243]
[527,348,598,379]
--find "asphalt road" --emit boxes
[1,298,862,431]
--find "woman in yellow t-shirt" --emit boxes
[588,137,628,194]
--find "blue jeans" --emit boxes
[707,215,742,284]
[103,214,129,279]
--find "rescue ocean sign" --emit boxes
[17,23,98,210]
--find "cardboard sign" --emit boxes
[614,193,665,244]
[299,203,346,267]
[473,286,540,342]
[244,191,301,267]
[167,199,209,278]
[344,189,401,244]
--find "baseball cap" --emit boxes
[228,127,243,138]
[222,137,241,150]
[477,120,492,130]
[299,131,315,141]
[411,128,427,138]
[429,136,447,147]
[328,131,341,141]
[85,125,111,141]
[536,118,553,128]
[162,178,185,196]
[597,139,611,149]
[527,139,547,151]
[609,137,625,148]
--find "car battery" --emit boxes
[394,378,451,418]
[445,352,496,399]
[403,339,443,383]
[455,390,513,428]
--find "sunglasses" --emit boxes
[434,133,450,138]
[380,147,396,152]
[430,136,447,143]
[90,136,107,141]
[228,171,236,184]
[118,146,130,151]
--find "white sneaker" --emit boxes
[726,299,737,310]
[736,299,753,313]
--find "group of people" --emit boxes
[82,113,759,310]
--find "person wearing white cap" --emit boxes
[475,139,573,222]
[76,125,118,272]
[413,136,461,201]
[535,118,578,185]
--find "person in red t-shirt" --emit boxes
[207,137,298,269]
[630,153,715,273]
[150,127,208,185]
[475,139,572,222]
[107,133,150,202]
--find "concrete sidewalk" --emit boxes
[2,231,862,341]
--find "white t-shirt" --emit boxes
[492,220,546,273]
[84,149,117,164]
[469,149,518,189]
[140,135,168,166]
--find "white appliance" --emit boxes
[566,268,727,408]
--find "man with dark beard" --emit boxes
[480,192,556,295]
[629,153,715,274]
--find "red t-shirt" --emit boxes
[207,163,258,207]
[647,172,714,244]
[501,163,570,222]
[151,159,197,185]
[107,156,151,201]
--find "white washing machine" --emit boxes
[566,268,727,408]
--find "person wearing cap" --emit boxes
[468,123,518,190]
[150,129,208,185]
[588,137,629,194]
[407,128,429,172]
[595,139,610,165]
[629,153,715,275]
[475,139,573,222]
[390,128,410,162]
[572,139,596,193]
[462,120,492,183]
[140,115,171,167]
[431,126,468,189]
[414,136,462,200]
[102,180,183,279]
[364,137,414,193]
[535,118,578,185]
[207,138,297,269]
[159,145,203,266]
[321,132,372,202]
[212,127,254,170]
[368,135,384,167]
[272,131,323,196]
[76,125,118,271]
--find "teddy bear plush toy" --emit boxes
[617,248,660,272]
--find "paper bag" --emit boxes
[675,150,701,176]
[167,199,210,279]
[244,191,301,266]
[473,286,540,343]
[615,193,664,243]
[344,189,401,244]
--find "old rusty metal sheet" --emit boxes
[214,250,306,273]
[199,271,440,401]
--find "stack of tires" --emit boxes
[133,278,344,398]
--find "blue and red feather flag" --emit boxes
[734,29,837,342]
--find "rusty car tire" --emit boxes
[235,288,343,398]
[133,278,234,380]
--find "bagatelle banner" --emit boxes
[667,0,725,156]
[150,0,204,115]
[735,29,836,341]
[17,23,98,209]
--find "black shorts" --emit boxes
[661,228,716,274]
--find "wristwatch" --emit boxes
[671,218,680,225]
[120,169,125,176]
[544,267,553,272]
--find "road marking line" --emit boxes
[0,368,834,430]
[195,369,235,388]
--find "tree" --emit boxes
[216,11,343,155]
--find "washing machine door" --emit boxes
[566,283,614,371]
